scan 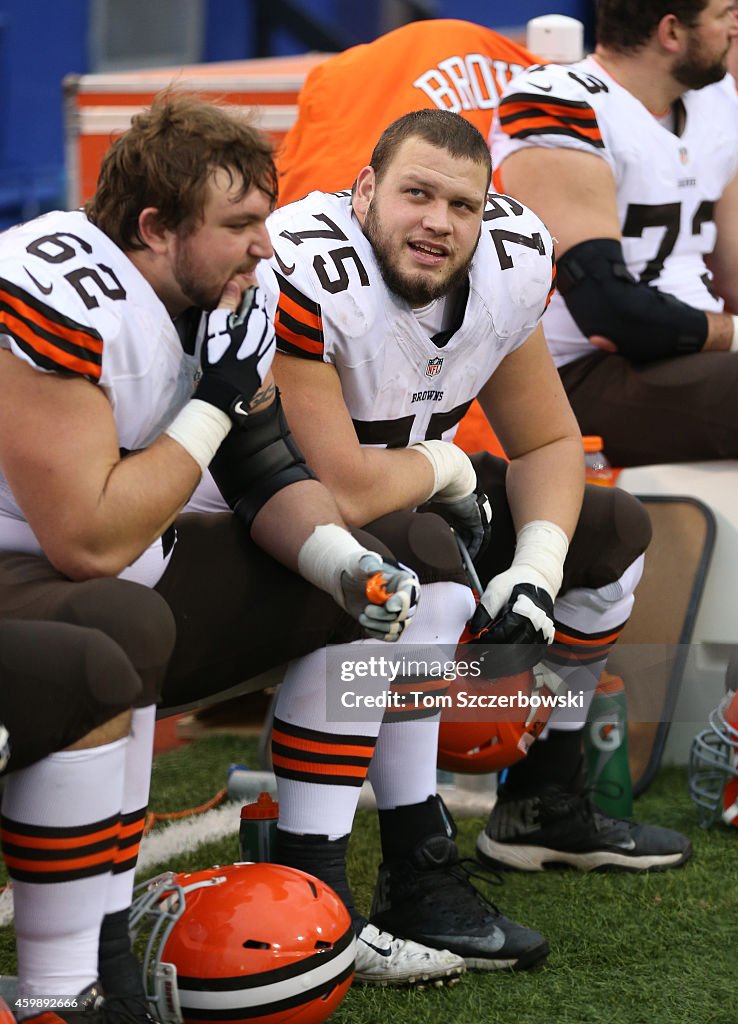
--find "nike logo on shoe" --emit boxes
[359,937,393,958]
[611,837,637,851]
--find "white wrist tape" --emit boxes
[297,523,374,605]
[513,520,570,600]
[409,440,477,501]
[164,399,232,474]
[730,315,738,353]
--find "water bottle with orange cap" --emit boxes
[239,791,279,863]
[583,436,615,486]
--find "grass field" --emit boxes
[1,733,736,1024]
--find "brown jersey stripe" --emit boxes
[499,92,599,118]
[500,111,601,137]
[0,307,103,379]
[275,271,322,319]
[275,313,325,356]
[0,278,104,350]
[277,303,323,345]
[276,336,324,361]
[0,280,103,374]
[278,288,323,334]
[500,120,604,148]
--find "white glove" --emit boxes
[297,524,420,642]
[339,552,420,642]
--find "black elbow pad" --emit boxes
[209,389,316,530]
[556,238,708,362]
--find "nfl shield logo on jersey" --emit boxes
[425,356,444,379]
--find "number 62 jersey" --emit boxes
[264,189,554,449]
[491,57,738,367]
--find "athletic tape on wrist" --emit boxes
[409,440,477,501]
[730,315,738,353]
[513,520,570,600]
[164,399,232,474]
[297,523,374,605]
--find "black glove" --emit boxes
[464,582,555,677]
[432,487,492,561]
[196,286,275,427]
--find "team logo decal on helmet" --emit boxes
[130,862,355,1024]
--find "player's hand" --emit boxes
[196,282,275,427]
[339,553,420,642]
[433,487,492,560]
[589,334,618,353]
[464,570,555,676]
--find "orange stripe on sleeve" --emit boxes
[279,290,323,333]
[1,291,103,354]
[276,315,325,356]
[0,310,102,379]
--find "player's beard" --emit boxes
[363,201,475,307]
[673,35,729,90]
[172,236,223,311]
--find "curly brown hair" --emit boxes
[86,90,278,251]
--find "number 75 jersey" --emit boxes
[264,189,554,448]
[491,57,738,367]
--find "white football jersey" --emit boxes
[491,58,738,366]
[266,189,554,447]
[0,210,200,583]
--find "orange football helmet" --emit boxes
[129,863,355,1024]
[437,668,557,774]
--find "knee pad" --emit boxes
[55,578,176,705]
[0,621,141,773]
[360,510,467,585]
[565,487,652,592]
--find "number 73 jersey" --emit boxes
[264,189,554,448]
[491,57,738,366]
